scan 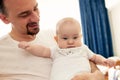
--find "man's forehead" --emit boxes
[4,0,37,7]
[4,0,37,13]
[4,0,19,4]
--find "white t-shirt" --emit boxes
[50,45,95,80]
[0,30,57,80]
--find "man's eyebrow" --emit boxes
[18,3,38,16]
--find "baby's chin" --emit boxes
[67,46,75,48]
[59,46,77,49]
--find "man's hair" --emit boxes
[0,0,7,14]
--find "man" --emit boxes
[0,0,105,80]
[0,0,55,80]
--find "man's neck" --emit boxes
[9,32,36,42]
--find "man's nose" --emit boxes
[30,12,40,22]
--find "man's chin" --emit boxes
[27,28,40,35]
[27,31,39,35]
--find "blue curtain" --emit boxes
[79,0,113,58]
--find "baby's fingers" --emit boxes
[106,59,116,67]
[18,41,29,49]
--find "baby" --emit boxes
[19,17,115,80]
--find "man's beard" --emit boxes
[26,22,40,35]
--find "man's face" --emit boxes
[3,0,40,35]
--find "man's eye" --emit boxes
[34,7,38,11]
[20,13,29,17]
[21,14,28,17]
[19,12,31,18]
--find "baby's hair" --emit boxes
[56,17,81,34]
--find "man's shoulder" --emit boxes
[0,34,10,44]
[35,29,57,47]
[38,29,55,36]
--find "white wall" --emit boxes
[0,0,81,37]
[105,0,120,11]
[38,0,81,30]
[105,0,120,56]
[0,0,119,56]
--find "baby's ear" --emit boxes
[54,36,58,42]
[80,34,82,38]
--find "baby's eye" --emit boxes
[63,37,68,40]
[73,37,78,39]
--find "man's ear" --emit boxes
[0,13,10,24]
[54,36,58,42]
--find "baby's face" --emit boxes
[56,23,82,49]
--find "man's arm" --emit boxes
[90,61,105,80]
[90,61,99,73]
[71,61,105,80]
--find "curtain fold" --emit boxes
[79,0,113,58]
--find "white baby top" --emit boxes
[50,45,95,80]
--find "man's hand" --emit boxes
[71,72,92,80]
[71,61,105,80]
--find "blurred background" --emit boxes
[0,0,120,57]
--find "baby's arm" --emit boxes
[90,54,115,67]
[18,41,51,58]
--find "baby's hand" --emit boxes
[104,59,116,67]
[18,41,30,49]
